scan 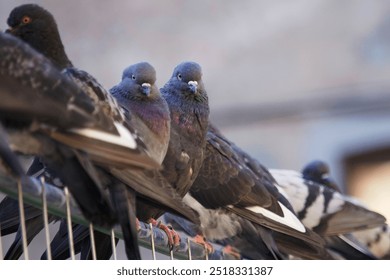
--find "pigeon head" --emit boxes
[169,61,207,100]
[302,160,341,192]
[161,61,209,140]
[6,4,72,69]
[302,160,330,180]
[119,62,160,100]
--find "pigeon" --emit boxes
[6,3,72,70]
[1,9,199,259]
[159,61,210,199]
[270,164,385,236]
[301,160,390,259]
[270,167,385,236]
[0,31,121,227]
[183,124,330,259]
[269,163,386,259]
[110,62,171,165]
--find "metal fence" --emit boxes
[0,170,237,260]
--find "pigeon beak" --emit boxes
[5,28,14,34]
[188,81,198,94]
[141,83,151,96]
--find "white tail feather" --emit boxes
[69,122,137,150]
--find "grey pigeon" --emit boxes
[270,167,385,236]
[46,62,203,259]
[159,61,210,205]
[270,166,386,259]
[301,160,389,259]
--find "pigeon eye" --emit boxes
[177,73,182,80]
[131,75,136,80]
[22,16,31,24]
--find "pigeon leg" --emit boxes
[222,245,241,259]
[148,218,181,249]
[192,234,214,255]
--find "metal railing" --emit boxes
[0,170,237,260]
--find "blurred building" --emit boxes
[1,0,390,258]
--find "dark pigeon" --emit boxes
[6,3,72,70]
[0,31,122,227]
[1,5,199,259]
[183,124,331,259]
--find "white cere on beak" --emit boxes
[142,83,151,88]
[188,81,198,87]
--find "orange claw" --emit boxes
[222,245,241,259]
[147,218,181,249]
[192,234,214,255]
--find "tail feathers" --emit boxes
[228,205,325,248]
[110,168,200,225]
[0,197,21,235]
[0,197,42,236]
[273,230,333,260]
[80,231,118,260]
[4,215,45,260]
[256,226,286,259]
[231,204,330,259]
[42,221,87,260]
[43,150,116,228]
[110,181,140,260]
[325,235,378,260]
[236,219,286,260]
[315,201,386,236]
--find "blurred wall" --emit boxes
[1,0,390,258]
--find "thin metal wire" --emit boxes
[17,179,29,260]
[64,187,75,260]
[40,177,52,260]
[0,222,3,260]
[150,222,156,260]
[1,174,235,260]
[89,223,97,260]
[170,249,174,260]
[187,238,192,260]
[111,229,117,260]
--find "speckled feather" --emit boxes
[270,168,386,235]
[160,62,210,199]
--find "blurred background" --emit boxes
[1,0,390,258]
